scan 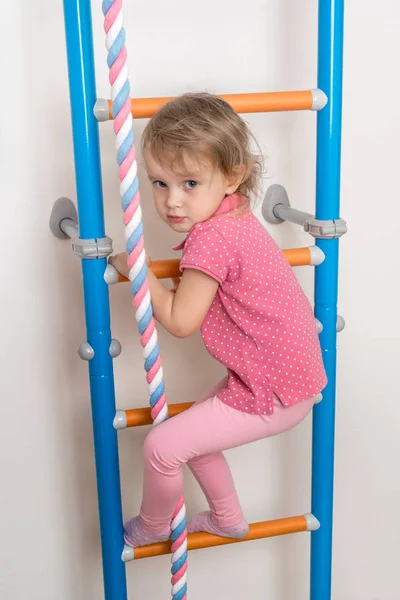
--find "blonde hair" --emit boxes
[142,92,263,201]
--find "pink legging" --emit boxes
[139,378,315,533]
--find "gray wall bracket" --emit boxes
[50,197,113,258]
[49,196,79,239]
[262,184,347,240]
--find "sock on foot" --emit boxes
[188,511,249,539]
[124,515,171,548]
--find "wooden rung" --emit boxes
[113,246,323,283]
[104,90,322,120]
[125,514,317,561]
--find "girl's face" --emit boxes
[144,149,240,233]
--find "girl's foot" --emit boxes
[124,515,171,547]
[188,511,249,539]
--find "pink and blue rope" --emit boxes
[102,1,188,597]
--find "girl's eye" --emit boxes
[153,180,167,189]
[184,180,198,189]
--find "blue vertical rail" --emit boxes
[62,0,127,598]
[311,1,344,598]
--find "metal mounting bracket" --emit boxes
[262,185,347,240]
[49,197,78,239]
[71,236,113,259]
[50,197,113,258]
[304,218,347,239]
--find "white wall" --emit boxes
[1,1,399,598]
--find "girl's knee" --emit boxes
[143,426,177,471]
[143,427,163,461]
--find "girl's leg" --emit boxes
[186,375,245,534]
[124,393,314,546]
[187,451,249,538]
[124,379,229,547]
[186,394,315,537]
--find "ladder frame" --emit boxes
[60,0,344,598]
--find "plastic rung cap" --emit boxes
[94,98,109,122]
[337,315,346,332]
[109,339,122,358]
[104,264,120,285]
[113,411,127,430]
[304,513,320,531]
[309,246,325,266]
[121,545,134,562]
[315,319,323,334]
[311,89,328,111]
[78,342,94,361]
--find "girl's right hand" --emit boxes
[109,252,129,278]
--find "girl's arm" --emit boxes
[109,253,218,338]
[147,268,218,338]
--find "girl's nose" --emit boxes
[166,192,183,208]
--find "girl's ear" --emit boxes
[225,164,247,195]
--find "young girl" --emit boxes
[110,92,327,548]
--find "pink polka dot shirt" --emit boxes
[174,193,327,415]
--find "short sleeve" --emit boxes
[179,222,229,284]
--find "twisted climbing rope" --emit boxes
[102,1,188,598]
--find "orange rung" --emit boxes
[130,515,310,560]
[115,247,316,283]
[126,402,194,427]
[116,259,181,282]
[106,90,316,120]
[283,246,314,267]
[150,259,181,279]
